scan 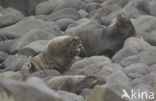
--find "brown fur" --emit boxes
[45,75,99,95]
[21,36,82,79]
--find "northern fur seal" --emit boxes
[45,75,99,95]
[21,36,82,79]
[70,12,136,58]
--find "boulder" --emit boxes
[0,51,9,63]
[10,29,55,53]
[124,63,150,76]
[18,40,49,56]
[0,77,63,101]
[0,39,17,54]
[53,0,87,12]
[70,56,111,70]
[112,37,151,64]
[88,84,131,101]
[1,55,28,72]
[138,47,156,66]
[47,8,81,21]
[0,7,24,28]
[0,16,50,38]
[35,1,56,15]
[55,18,75,31]
[58,91,84,101]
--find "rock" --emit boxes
[112,37,151,64]
[101,63,123,79]
[79,9,88,18]
[130,78,144,87]
[0,7,24,28]
[119,55,139,67]
[142,30,156,46]
[0,51,9,63]
[2,0,47,15]
[81,88,92,100]
[124,63,150,76]
[138,47,156,66]
[0,39,17,54]
[88,4,121,18]
[0,71,17,78]
[0,35,8,41]
[58,90,84,101]
[106,70,130,85]
[103,0,130,7]
[30,70,61,79]
[136,16,156,33]
[18,40,49,56]
[0,16,50,38]
[88,84,131,101]
[35,1,55,15]
[52,0,87,12]
[44,24,63,36]
[149,64,156,73]
[70,56,111,70]
[144,73,156,86]
[76,18,89,25]
[0,77,63,101]
[10,29,55,53]
[1,55,28,72]
[47,8,81,21]
[86,2,101,13]
[55,18,75,31]
[65,14,103,36]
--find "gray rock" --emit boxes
[70,56,111,70]
[101,63,123,79]
[58,90,84,101]
[79,9,88,18]
[1,55,28,72]
[0,51,9,63]
[2,0,47,15]
[53,0,87,12]
[112,37,151,64]
[0,77,63,101]
[142,30,156,46]
[35,1,55,15]
[143,73,156,86]
[81,88,92,100]
[88,84,131,101]
[18,40,49,56]
[47,8,81,21]
[120,55,139,67]
[149,64,156,73]
[103,0,130,7]
[106,70,130,85]
[130,78,144,87]
[55,18,75,31]
[0,7,24,28]
[124,63,150,76]
[0,16,50,38]
[10,29,55,53]
[0,39,17,54]
[138,47,156,66]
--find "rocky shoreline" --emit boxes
[0,0,156,101]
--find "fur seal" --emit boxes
[45,75,99,95]
[21,36,82,79]
[70,12,136,58]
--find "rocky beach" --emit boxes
[0,0,156,101]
